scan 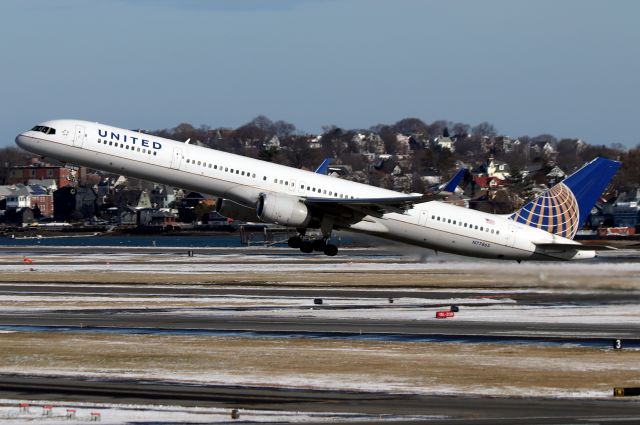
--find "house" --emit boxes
[474,176,506,189]
[5,185,31,210]
[138,209,177,228]
[53,186,98,221]
[150,185,176,209]
[434,136,455,152]
[8,165,72,189]
[530,140,557,157]
[112,190,152,209]
[546,166,566,186]
[27,178,58,192]
[263,135,281,150]
[28,185,54,217]
[394,134,411,155]
[487,159,511,180]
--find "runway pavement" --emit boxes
[0,375,638,424]
[1,247,639,423]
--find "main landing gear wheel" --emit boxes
[288,236,302,249]
[299,240,314,253]
[323,244,338,256]
[312,239,327,252]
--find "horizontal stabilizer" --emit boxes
[534,242,617,251]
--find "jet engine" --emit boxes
[215,198,258,222]
[256,193,311,227]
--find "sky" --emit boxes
[1,0,639,148]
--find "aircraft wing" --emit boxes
[534,242,617,251]
[305,194,425,216]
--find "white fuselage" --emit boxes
[15,119,594,261]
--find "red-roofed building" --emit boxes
[474,176,505,189]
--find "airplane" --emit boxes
[15,119,620,261]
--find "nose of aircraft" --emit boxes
[15,133,28,149]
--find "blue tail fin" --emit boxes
[315,158,332,174]
[441,168,466,193]
[509,157,620,239]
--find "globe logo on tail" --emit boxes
[510,183,580,239]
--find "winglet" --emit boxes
[315,158,333,174]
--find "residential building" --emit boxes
[8,165,72,189]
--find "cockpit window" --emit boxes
[30,125,56,135]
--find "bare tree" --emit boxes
[471,122,497,138]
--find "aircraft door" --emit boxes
[506,224,518,247]
[171,147,182,170]
[298,181,306,195]
[418,210,429,226]
[289,180,296,192]
[73,126,86,147]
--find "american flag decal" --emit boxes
[485,218,495,225]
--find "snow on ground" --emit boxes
[4,256,640,274]
[0,399,439,424]
[1,290,638,326]
[0,294,515,312]
[161,300,640,326]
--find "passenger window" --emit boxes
[496,230,500,235]
[241,171,245,175]
[214,165,217,169]
[453,220,456,225]
[252,174,256,178]
[431,215,435,219]
[480,227,483,231]
[225,167,228,172]
[263,176,267,180]
[197,161,201,166]
[209,164,212,168]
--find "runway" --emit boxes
[0,375,639,424]
[0,312,638,345]
[0,247,639,423]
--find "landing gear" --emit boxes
[323,244,338,256]
[289,235,338,256]
[300,240,314,253]
[287,235,302,249]
[291,216,339,256]
[312,239,326,252]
